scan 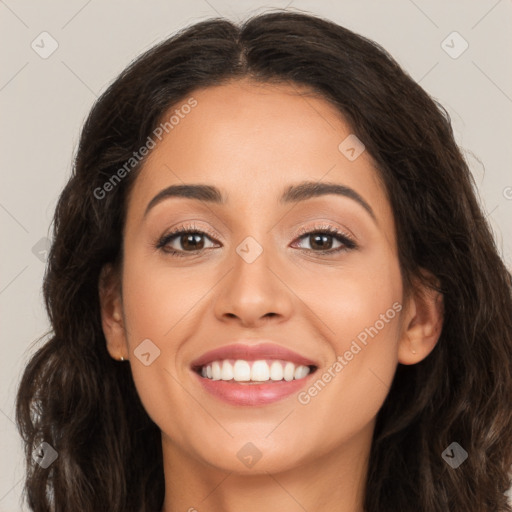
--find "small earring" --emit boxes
[119,356,125,361]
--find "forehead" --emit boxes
[126,79,391,229]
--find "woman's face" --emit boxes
[108,79,413,474]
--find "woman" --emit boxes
[15,10,512,512]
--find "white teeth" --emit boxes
[294,365,309,379]
[233,360,251,381]
[270,361,283,381]
[199,359,312,382]
[221,360,234,380]
[211,361,221,381]
[251,360,270,381]
[283,362,295,382]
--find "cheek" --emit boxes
[121,249,208,343]
[322,268,402,356]
[119,251,207,439]
[299,239,402,354]
[293,246,402,421]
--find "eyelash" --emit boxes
[155,222,357,258]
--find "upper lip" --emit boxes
[190,342,319,369]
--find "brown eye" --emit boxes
[293,226,357,255]
[158,231,217,254]
[156,224,220,257]
[303,232,337,251]
[177,232,206,251]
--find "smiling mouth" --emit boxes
[192,358,318,384]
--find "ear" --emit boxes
[398,270,444,365]
[98,263,128,361]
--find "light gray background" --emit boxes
[1,1,511,510]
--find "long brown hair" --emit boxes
[15,10,512,511]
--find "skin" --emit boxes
[99,78,443,512]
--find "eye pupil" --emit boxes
[310,233,333,251]
[182,233,204,250]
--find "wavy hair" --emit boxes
[15,9,512,512]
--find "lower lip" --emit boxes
[192,370,316,406]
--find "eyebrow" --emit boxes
[143,181,376,222]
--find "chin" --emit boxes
[194,438,309,475]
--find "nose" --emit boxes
[213,246,293,328]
